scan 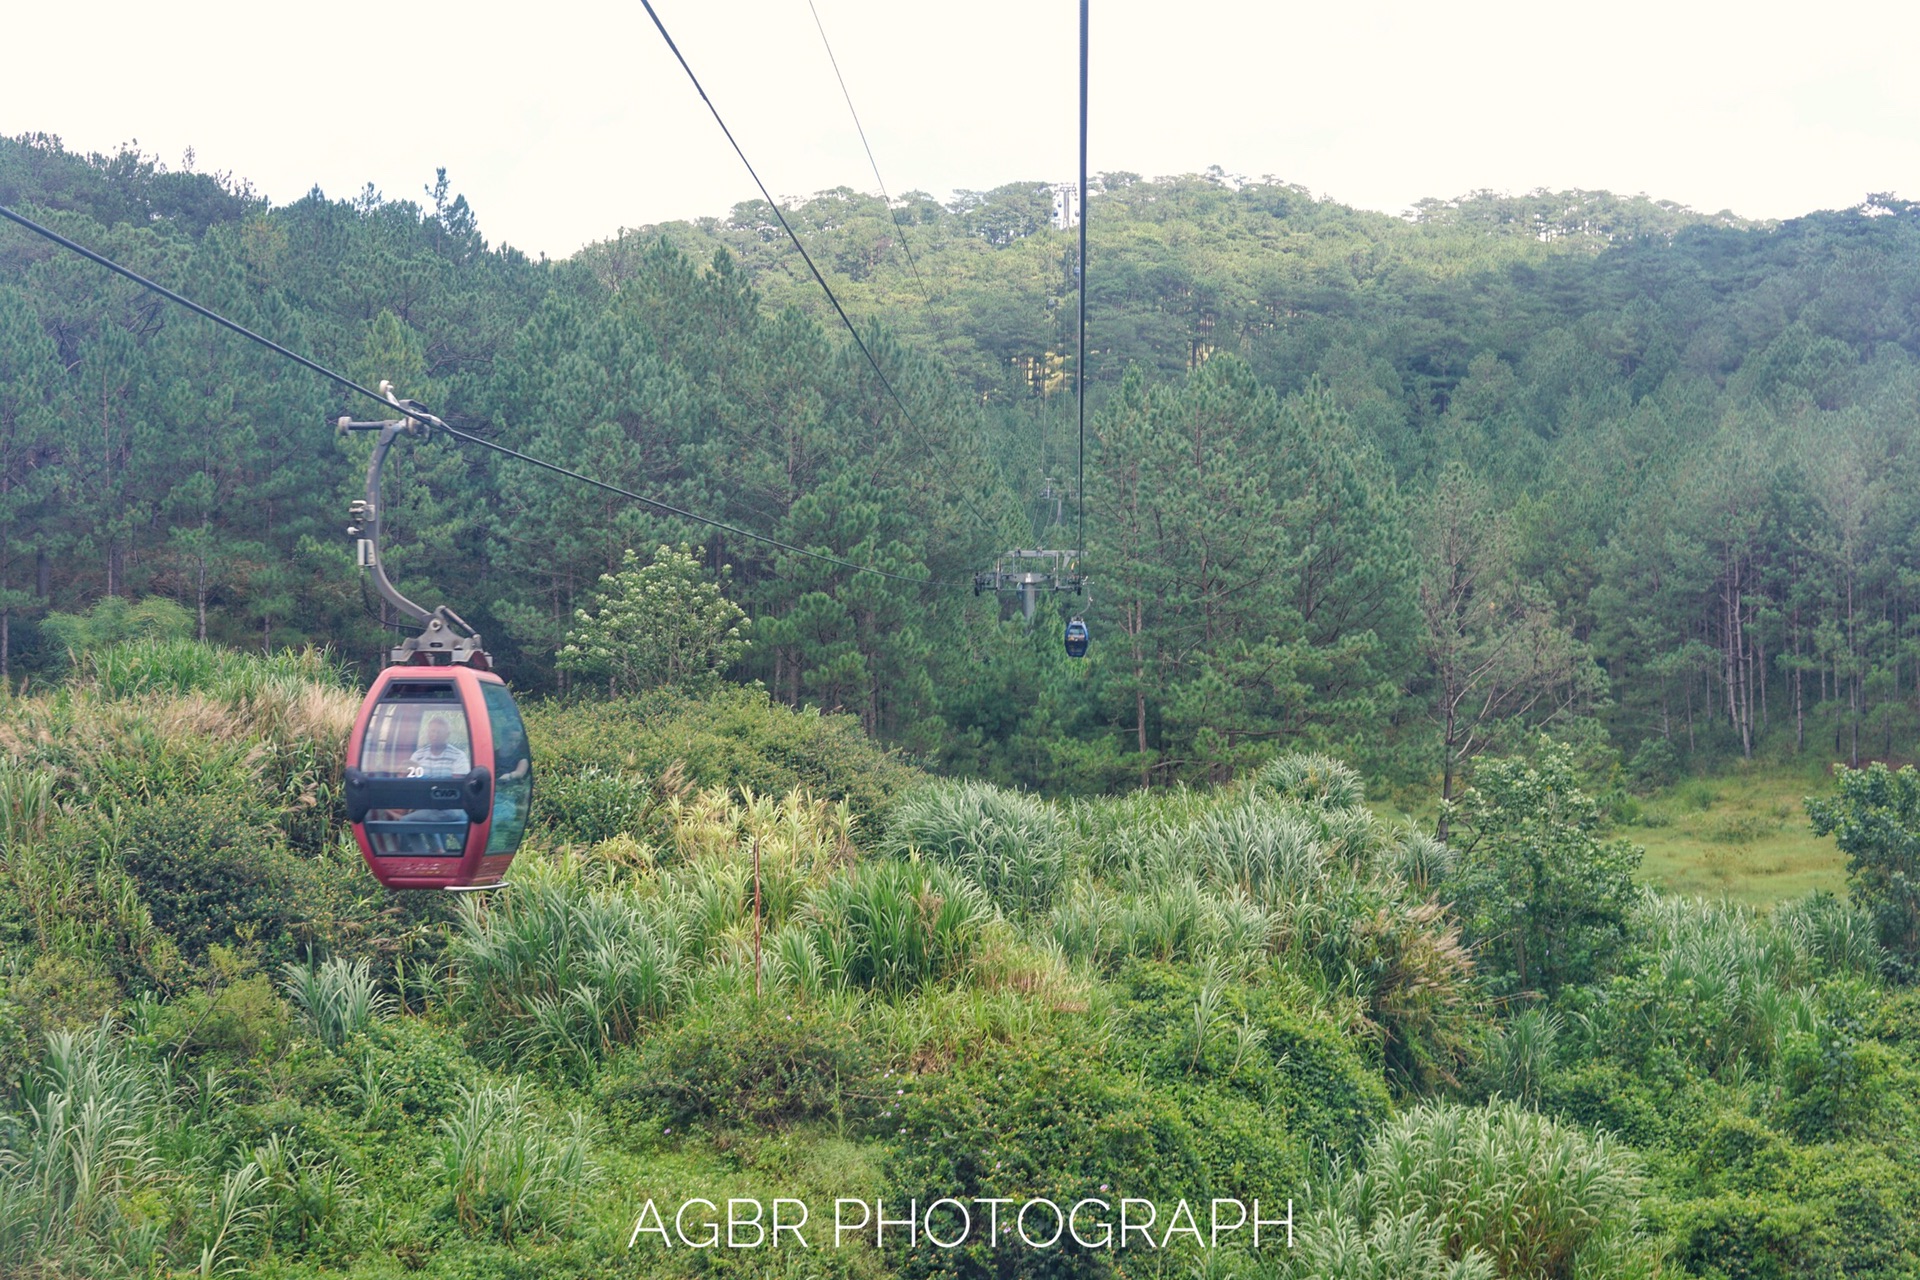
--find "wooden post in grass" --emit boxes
[752,835,763,997]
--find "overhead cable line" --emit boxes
[636,0,920,425]
[966,2,1091,622]
[638,0,1011,547]
[0,203,967,591]
[1076,0,1089,558]
[431,420,971,587]
[803,0,931,301]
[1,204,387,408]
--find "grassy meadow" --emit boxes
[1627,762,1849,905]
[1380,758,1852,909]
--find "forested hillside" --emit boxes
[11,128,1920,1279]
[7,134,1920,792]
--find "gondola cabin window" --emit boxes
[360,682,473,856]
[482,682,531,855]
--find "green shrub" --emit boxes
[805,858,991,993]
[1865,985,1920,1052]
[600,996,874,1130]
[1448,744,1642,997]
[1537,1059,1676,1152]
[151,966,291,1065]
[885,780,1066,916]
[533,764,652,845]
[1807,762,1920,979]
[1666,1127,1920,1280]
[525,684,919,827]
[1627,738,1681,793]
[280,955,391,1050]
[1811,1148,1920,1278]
[884,1030,1206,1279]
[1675,779,1722,811]
[1774,1015,1912,1144]
[1363,1101,1659,1279]
[2,954,121,1058]
[1178,1086,1313,1208]
[1110,962,1389,1162]
[434,1079,595,1243]
[1687,1110,1795,1191]
[348,1017,478,1120]
[1252,752,1367,809]
[114,792,304,963]
[1668,1190,1830,1280]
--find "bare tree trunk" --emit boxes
[1726,560,1752,759]
[1130,599,1150,783]
[1438,703,1458,842]
[1848,660,1859,767]
[1724,566,1738,732]
[1687,670,1695,753]
[1850,574,1860,767]
[1795,649,1805,754]
[554,586,570,698]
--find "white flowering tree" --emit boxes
[557,545,750,695]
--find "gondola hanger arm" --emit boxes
[338,381,489,668]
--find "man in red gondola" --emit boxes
[390,716,472,853]
[409,716,471,779]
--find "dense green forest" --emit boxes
[8,135,1920,793]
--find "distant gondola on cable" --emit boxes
[1064,616,1090,659]
[340,387,532,891]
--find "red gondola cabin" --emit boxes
[344,664,531,891]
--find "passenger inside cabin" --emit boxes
[410,716,471,779]
[383,715,471,853]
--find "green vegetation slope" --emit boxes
[5,644,1920,1277]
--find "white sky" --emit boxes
[5,0,1917,258]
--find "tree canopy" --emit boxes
[6,133,1920,789]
